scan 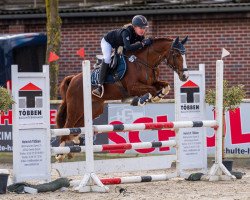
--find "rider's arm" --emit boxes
[121,30,143,51]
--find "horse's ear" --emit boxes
[173,36,179,45]
[181,36,188,45]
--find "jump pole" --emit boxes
[204,60,235,181]
[74,60,109,192]
[51,120,217,136]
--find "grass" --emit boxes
[1,152,160,164]
[2,152,249,168]
[0,152,12,163]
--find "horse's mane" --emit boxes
[126,37,173,55]
[151,37,173,42]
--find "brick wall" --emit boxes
[1,13,250,98]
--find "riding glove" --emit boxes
[142,38,153,46]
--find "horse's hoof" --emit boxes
[151,96,161,103]
[55,154,65,163]
[162,85,171,95]
[138,101,146,106]
[131,96,139,106]
[73,138,80,144]
[138,93,152,106]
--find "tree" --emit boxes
[45,0,62,100]
[206,80,246,160]
[0,87,14,112]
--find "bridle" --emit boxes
[163,47,189,74]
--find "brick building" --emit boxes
[0,1,250,98]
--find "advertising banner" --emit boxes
[11,65,50,183]
[174,64,206,170]
[106,103,250,157]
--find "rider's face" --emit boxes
[133,26,147,36]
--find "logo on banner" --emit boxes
[180,80,200,113]
[18,83,43,119]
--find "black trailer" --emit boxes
[0,33,47,88]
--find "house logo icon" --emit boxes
[180,80,200,103]
[18,83,43,108]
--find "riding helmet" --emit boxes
[132,15,148,28]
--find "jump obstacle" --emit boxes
[11,59,235,192]
[50,65,207,180]
[51,60,235,193]
[51,120,216,154]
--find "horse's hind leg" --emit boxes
[56,93,84,161]
[56,99,104,162]
[56,116,84,162]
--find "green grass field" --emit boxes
[1,152,249,168]
[0,152,151,164]
[0,152,12,163]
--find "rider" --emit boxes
[92,15,152,98]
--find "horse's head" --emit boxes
[130,36,189,82]
[167,36,189,81]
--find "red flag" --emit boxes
[77,48,85,58]
[48,52,59,63]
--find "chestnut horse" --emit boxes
[56,36,189,161]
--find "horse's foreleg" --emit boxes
[153,80,170,91]
[128,83,157,106]
[151,85,171,103]
[131,93,152,106]
[150,81,171,102]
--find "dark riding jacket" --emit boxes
[104,25,144,51]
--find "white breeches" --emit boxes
[101,38,112,64]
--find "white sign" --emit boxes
[174,64,207,171]
[12,65,50,183]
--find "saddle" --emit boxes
[91,54,127,86]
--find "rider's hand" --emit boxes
[142,38,152,47]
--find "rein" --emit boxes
[124,53,155,70]
[125,43,187,74]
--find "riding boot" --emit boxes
[92,61,109,98]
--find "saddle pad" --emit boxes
[91,55,127,86]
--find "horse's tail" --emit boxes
[56,75,75,128]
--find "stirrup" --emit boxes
[92,85,104,98]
